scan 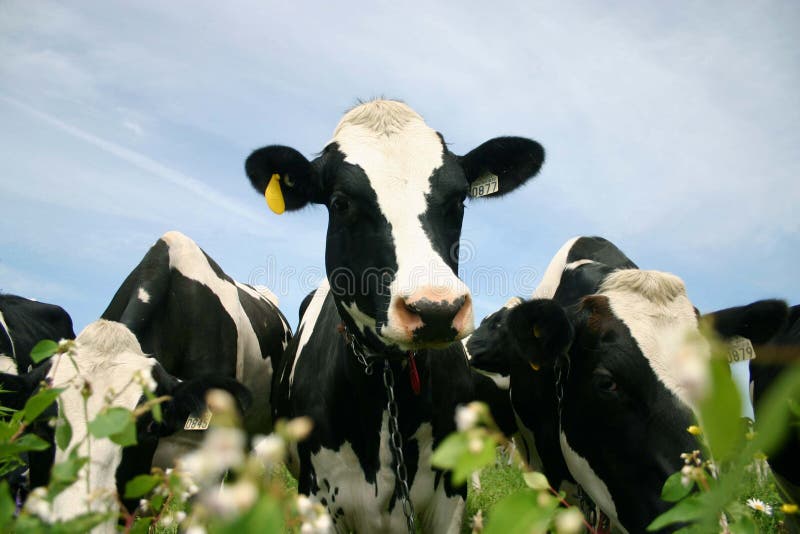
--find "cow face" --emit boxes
[2,321,251,527]
[246,100,544,351]
[505,271,708,532]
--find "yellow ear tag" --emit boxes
[529,362,541,372]
[265,173,285,215]
[533,325,542,338]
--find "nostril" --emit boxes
[407,295,466,325]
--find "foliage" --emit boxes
[648,333,800,533]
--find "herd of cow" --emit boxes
[1,99,797,533]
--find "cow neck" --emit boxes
[338,322,422,395]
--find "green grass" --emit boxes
[463,460,527,533]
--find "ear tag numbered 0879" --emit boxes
[265,173,286,214]
[184,409,213,431]
[727,336,756,363]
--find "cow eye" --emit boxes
[330,194,350,214]
[592,369,618,394]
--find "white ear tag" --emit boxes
[184,409,213,430]
[727,336,756,363]
[470,172,499,197]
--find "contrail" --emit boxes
[0,93,268,227]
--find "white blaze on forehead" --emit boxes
[599,269,709,407]
[331,101,469,327]
[48,320,154,527]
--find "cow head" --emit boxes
[0,320,251,526]
[504,274,790,531]
[505,271,704,531]
[246,100,544,351]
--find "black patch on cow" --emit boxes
[566,236,638,270]
[237,285,290,362]
[0,294,75,372]
[704,299,789,344]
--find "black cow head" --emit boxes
[246,99,544,352]
[504,279,790,532]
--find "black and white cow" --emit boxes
[0,294,75,375]
[707,302,800,504]
[245,99,545,532]
[101,230,291,445]
[476,236,787,532]
[0,320,250,531]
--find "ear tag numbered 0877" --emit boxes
[265,173,286,214]
[470,172,499,198]
[184,409,213,431]
[727,336,756,363]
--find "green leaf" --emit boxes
[0,481,15,528]
[0,433,51,457]
[751,365,800,456]
[431,432,467,470]
[214,494,284,533]
[55,408,72,451]
[522,471,550,491]
[109,421,137,447]
[143,387,162,423]
[88,407,133,439]
[150,492,165,513]
[452,435,497,486]
[124,474,160,498]
[729,515,756,534]
[30,340,58,364]
[483,489,555,534]
[51,512,115,533]
[23,387,64,424]
[648,495,707,531]
[661,471,694,503]
[130,517,153,534]
[699,359,742,461]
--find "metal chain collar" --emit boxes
[340,324,417,532]
[382,360,417,534]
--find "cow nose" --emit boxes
[392,290,474,344]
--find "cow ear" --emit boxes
[459,137,545,199]
[701,299,788,344]
[245,145,323,214]
[151,364,253,435]
[504,299,573,371]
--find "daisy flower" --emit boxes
[746,498,772,515]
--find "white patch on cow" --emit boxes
[532,236,581,299]
[341,300,378,337]
[310,416,462,533]
[473,368,510,390]
[48,320,154,530]
[238,282,280,308]
[159,231,274,432]
[560,431,628,534]
[0,310,16,359]
[565,259,595,270]
[136,287,150,303]
[503,296,524,309]
[599,269,709,406]
[0,355,17,374]
[289,279,330,390]
[331,100,472,345]
[510,393,544,471]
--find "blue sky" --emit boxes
[1,1,798,332]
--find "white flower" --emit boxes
[253,434,286,466]
[296,495,314,518]
[314,513,333,532]
[468,436,484,454]
[206,389,236,414]
[175,511,187,524]
[555,508,584,534]
[185,526,207,534]
[285,416,314,440]
[456,404,479,431]
[300,524,315,534]
[202,480,258,516]
[179,427,245,485]
[746,498,772,515]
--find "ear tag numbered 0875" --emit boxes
[184,409,213,431]
[265,173,286,214]
[727,336,756,363]
[470,172,499,198]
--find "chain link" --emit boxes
[383,360,416,534]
